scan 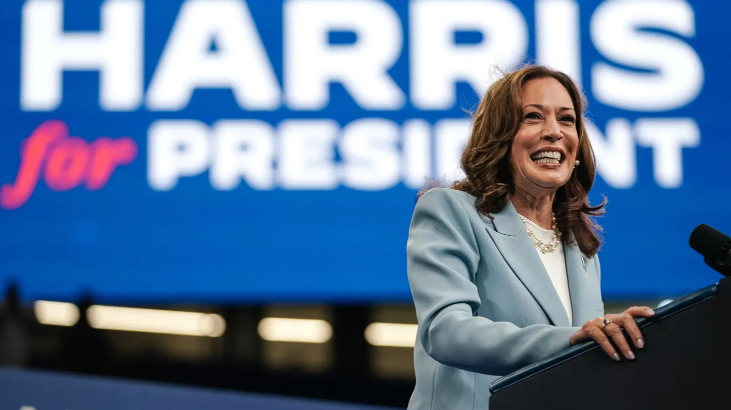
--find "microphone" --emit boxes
[689,224,731,277]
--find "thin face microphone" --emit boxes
[689,224,731,277]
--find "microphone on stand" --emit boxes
[689,224,731,277]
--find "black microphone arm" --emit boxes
[689,224,731,277]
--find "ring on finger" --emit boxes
[601,318,613,330]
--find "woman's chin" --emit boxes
[527,169,571,189]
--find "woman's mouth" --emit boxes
[530,150,564,165]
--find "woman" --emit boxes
[406,65,655,410]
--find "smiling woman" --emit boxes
[453,66,603,257]
[406,65,656,410]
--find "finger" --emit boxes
[588,323,620,361]
[618,312,645,349]
[604,322,635,360]
[625,306,655,318]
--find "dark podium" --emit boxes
[489,277,731,410]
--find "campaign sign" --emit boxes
[0,0,728,302]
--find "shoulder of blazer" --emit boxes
[414,188,481,239]
[418,188,523,237]
[416,187,478,214]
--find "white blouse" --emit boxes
[519,216,573,324]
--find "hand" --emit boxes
[570,306,655,361]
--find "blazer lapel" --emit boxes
[483,201,571,327]
[564,240,596,326]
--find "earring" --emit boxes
[574,160,580,167]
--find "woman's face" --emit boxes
[510,77,579,196]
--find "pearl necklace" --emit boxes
[519,213,562,254]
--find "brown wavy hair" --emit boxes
[451,65,606,256]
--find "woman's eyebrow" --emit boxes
[523,104,575,112]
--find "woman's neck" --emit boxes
[510,188,556,230]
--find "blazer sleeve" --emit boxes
[407,189,580,376]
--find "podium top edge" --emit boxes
[489,283,719,394]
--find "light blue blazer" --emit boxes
[407,188,604,410]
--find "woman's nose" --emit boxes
[541,133,562,142]
[542,119,563,141]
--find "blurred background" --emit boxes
[1,0,730,408]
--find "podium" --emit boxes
[489,277,731,410]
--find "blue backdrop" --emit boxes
[0,0,728,302]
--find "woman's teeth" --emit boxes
[534,158,560,164]
[531,151,562,164]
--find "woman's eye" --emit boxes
[560,115,576,123]
[524,112,541,120]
